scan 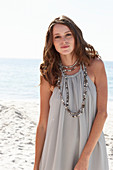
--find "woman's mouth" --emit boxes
[61,45,69,48]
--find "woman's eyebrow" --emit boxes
[65,31,71,33]
[53,33,60,36]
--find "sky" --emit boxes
[0,0,113,61]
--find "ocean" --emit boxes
[0,58,113,101]
[0,58,41,101]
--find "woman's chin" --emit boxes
[60,50,72,56]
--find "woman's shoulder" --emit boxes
[91,57,104,66]
[40,75,50,88]
[86,58,106,84]
[87,57,105,73]
[40,75,54,92]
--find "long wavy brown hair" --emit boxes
[40,15,100,87]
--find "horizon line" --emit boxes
[0,57,113,62]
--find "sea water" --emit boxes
[0,58,113,101]
[0,58,41,101]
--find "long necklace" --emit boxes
[57,63,88,118]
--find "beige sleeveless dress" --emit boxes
[39,66,109,170]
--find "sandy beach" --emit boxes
[0,100,39,170]
[0,99,113,170]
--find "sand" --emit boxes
[0,99,112,170]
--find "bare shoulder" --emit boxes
[86,58,107,85]
[40,75,52,110]
[40,75,50,86]
[89,58,108,114]
[89,57,105,73]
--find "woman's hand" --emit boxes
[74,156,89,170]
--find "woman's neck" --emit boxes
[60,54,78,66]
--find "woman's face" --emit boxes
[53,24,75,56]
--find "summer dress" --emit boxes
[39,65,109,170]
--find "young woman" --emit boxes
[34,15,109,170]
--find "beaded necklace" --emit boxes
[57,62,88,118]
[61,59,78,72]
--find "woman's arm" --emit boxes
[74,59,108,170]
[34,76,52,170]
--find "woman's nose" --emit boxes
[61,36,67,43]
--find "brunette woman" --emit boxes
[34,15,109,170]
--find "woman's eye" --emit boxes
[54,36,61,39]
[66,33,72,37]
